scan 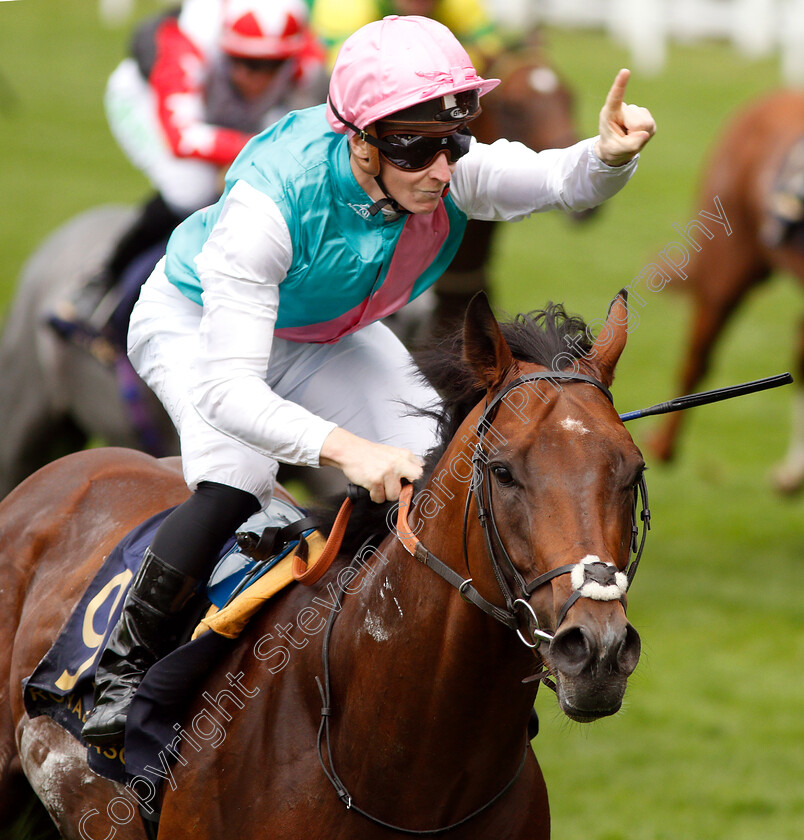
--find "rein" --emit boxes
[314,545,529,836]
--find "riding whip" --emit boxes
[619,373,794,422]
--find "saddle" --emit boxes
[192,495,349,639]
[22,492,352,786]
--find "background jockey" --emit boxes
[81,15,655,748]
[311,0,503,73]
[55,0,326,334]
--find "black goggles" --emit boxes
[376,128,473,171]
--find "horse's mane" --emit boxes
[317,302,593,556]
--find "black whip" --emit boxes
[619,373,794,422]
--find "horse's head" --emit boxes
[472,43,597,224]
[473,45,579,153]
[455,291,643,722]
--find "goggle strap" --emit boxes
[329,96,391,152]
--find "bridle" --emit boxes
[314,370,650,834]
[395,370,651,652]
[305,366,794,833]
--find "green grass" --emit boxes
[497,28,804,840]
[2,6,803,839]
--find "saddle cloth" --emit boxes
[22,496,323,785]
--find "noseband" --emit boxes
[395,370,651,650]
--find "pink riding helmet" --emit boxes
[326,15,500,135]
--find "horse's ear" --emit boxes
[463,292,516,391]
[585,289,629,387]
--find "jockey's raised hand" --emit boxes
[320,428,425,503]
[594,68,656,167]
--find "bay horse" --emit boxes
[0,42,586,499]
[647,89,804,492]
[0,292,644,838]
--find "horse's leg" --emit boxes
[648,236,769,461]
[15,715,139,840]
[766,246,804,492]
[0,716,58,838]
[771,314,804,493]
[0,520,98,840]
[0,776,61,840]
[0,449,188,839]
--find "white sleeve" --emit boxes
[191,179,337,466]
[178,0,223,57]
[449,136,639,222]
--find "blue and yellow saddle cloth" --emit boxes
[22,497,315,784]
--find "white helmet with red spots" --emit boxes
[220,0,312,60]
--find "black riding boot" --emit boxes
[81,549,199,747]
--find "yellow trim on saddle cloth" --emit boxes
[192,530,328,640]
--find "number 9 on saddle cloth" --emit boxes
[22,494,319,783]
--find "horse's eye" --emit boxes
[631,465,647,489]
[491,464,515,486]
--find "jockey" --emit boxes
[311,0,503,72]
[81,14,656,747]
[57,0,325,332]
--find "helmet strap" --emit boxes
[369,173,410,217]
[340,109,409,217]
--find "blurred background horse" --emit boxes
[0,206,177,498]
[0,43,589,499]
[647,89,804,493]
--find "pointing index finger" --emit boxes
[604,68,631,113]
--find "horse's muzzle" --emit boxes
[547,621,641,722]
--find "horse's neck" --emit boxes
[331,473,536,769]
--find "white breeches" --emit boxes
[127,262,442,506]
[105,59,221,214]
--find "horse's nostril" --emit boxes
[549,626,592,676]
[617,624,642,676]
[551,623,641,679]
